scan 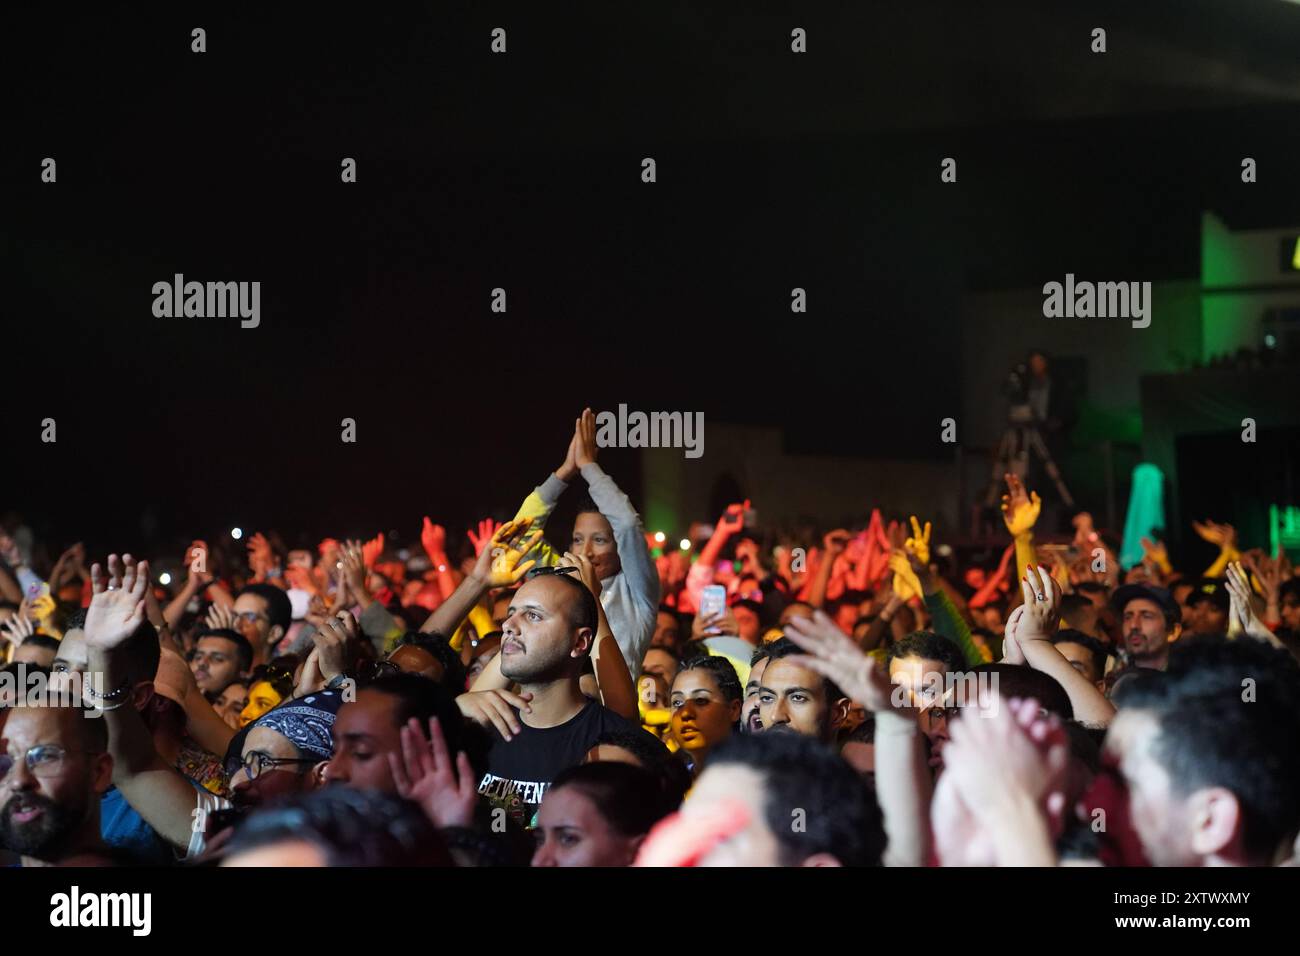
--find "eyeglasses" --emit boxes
[236,610,266,624]
[525,566,578,580]
[231,750,317,781]
[0,744,98,782]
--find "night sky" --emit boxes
[6,3,1300,556]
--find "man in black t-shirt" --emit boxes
[476,571,662,827]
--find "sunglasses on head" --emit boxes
[525,566,578,580]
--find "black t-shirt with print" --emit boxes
[477,699,662,828]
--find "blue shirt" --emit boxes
[100,786,176,866]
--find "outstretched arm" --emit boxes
[565,551,638,722]
[1193,520,1240,578]
[1224,560,1285,649]
[1013,566,1115,726]
[510,421,580,570]
[1001,473,1041,586]
[422,519,541,637]
[784,610,932,867]
[83,555,209,850]
[573,408,659,608]
[809,530,849,609]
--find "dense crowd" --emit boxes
[3,408,1300,867]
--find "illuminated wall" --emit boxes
[1200,211,1300,360]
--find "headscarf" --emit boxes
[250,688,345,761]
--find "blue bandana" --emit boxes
[252,689,344,761]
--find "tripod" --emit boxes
[983,403,1075,509]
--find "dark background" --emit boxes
[5,2,1300,558]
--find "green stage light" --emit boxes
[1121,463,1166,570]
[1270,504,1300,560]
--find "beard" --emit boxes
[1128,633,1164,660]
[498,641,570,685]
[0,791,81,858]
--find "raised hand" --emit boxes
[186,539,214,587]
[1139,536,1170,571]
[247,532,274,578]
[573,407,599,468]
[870,510,892,552]
[465,518,499,558]
[556,423,581,482]
[691,608,739,640]
[904,516,932,565]
[717,501,749,537]
[361,533,385,569]
[312,612,355,681]
[295,647,325,698]
[1192,519,1237,551]
[205,603,239,632]
[938,696,1070,863]
[304,594,331,628]
[339,540,370,599]
[784,610,903,714]
[418,517,449,563]
[1225,561,1275,642]
[284,565,317,594]
[1000,604,1026,664]
[823,528,851,557]
[475,518,543,588]
[84,554,150,650]
[49,543,83,588]
[25,586,56,628]
[888,551,922,601]
[1017,564,1062,641]
[318,537,341,568]
[844,532,868,565]
[884,520,907,552]
[1241,551,1281,606]
[1,608,35,649]
[562,551,601,598]
[389,717,479,828]
[1001,473,1041,537]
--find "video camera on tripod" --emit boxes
[1003,362,1038,425]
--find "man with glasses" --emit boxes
[232,583,293,666]
[77,553,338,860]
[0,703,117,866]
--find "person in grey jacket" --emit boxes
[510,408,660,678]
